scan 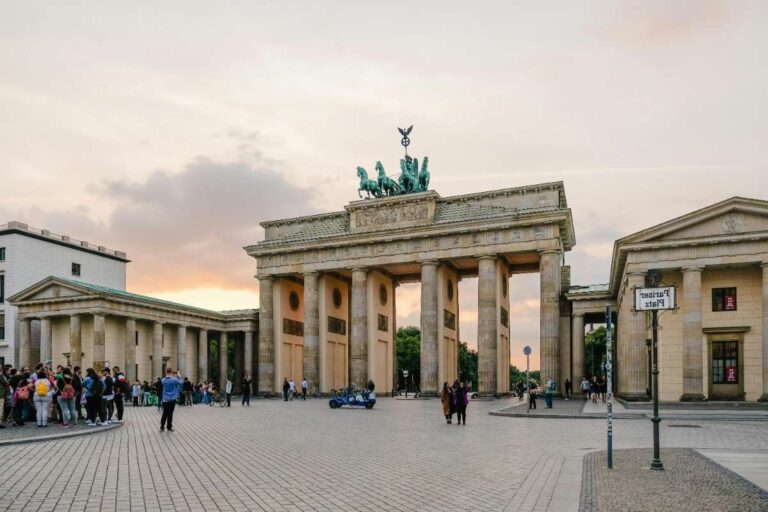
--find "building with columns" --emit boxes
[246,184,575,397]
[9,277,257,388]
[0,221,128,368]
[567,197,768,402]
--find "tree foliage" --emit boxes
[585,326,608,377]
[458,341,477,389]
[396,326,421,388]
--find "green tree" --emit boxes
[458,341,478,389]
[585,326,608,377]
[396,326,421,389]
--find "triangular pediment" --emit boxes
[619,197,768,245]
[7,277,95,304]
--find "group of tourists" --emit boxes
[439,380,470,425]
[580,375,608,403]
[0,362,129,428]
[282,377,309,401]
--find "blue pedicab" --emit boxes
[329,382,376,410]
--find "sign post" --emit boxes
[523,346,531,413]
[634,282,675,471]
[605,305,613,469]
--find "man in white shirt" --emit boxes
[288,379,296,401]
[301,378,308,401]
[225,379,233,407]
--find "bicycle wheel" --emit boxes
[218,396,226,407]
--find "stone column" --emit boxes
[539,250,561,392]
[622,271,649,400]
[258,276,275,395]
[572,313,585,385]
[350,268,368,388]
[152,321,163,379]
[69,315,81,368]
[477,256,498,395]
[420,261,439,395]
[125,318,137,383]
[19,317,32,368]
[40,317,52,365]
[392,281,399,393]
[234,336,244,386]
[177,325,187,376]
[219,332,229,389]
[244,330,253,383]
[681,266,705,401]
[303,272,320,393]
[198,329,209,381]
[93,313,106,370]
[760,263,768,402]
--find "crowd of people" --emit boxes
[0,363,129,428]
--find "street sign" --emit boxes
[634,286,676,311]
[523,346,531,356]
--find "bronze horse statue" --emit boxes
[376,161,401,197]
[357,167,382,199]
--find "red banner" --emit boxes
[725,366,737,383]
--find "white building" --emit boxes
[0,221,127,367]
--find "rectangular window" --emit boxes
[0,274,4,303]
[135,331,139,346]
[0,327,4,340]
[71,262,81,277]
[135,363,138,379]
[712,340,738,384]
[0,247,5,261]
[712,287,737,311]
[162,333,164,348]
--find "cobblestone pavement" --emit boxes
[581,448,768,512]
[0,420,122,446]
[1,398,767,512]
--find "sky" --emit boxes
[2,1,767,369]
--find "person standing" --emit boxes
[72,366,84,420]
[282,378,289,402]
[241,376,252,407]
[528,380,537,410]
[288,379,296,401]
[516,380,525,401]
[0,366,9,428]
[112,367,126,422]
[580,377,590,401]
[131,380,141,407]
[544,377,555,409]
[440,382,454,424]
[160,368,183,432]
[33,369,55,427]
[154,377,163,411]
[225,379,233,407]
[301,378,308,401]
[454,381,468,425]
[590,376,599,404]
[101,368,114,425]
[83,368,104,426]
[564,378,572,400]
[182,378,193,406]
[57,368,77,427]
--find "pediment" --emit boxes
[8,278,93,304]
[620,197,768,245]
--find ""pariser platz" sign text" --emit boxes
[634,286,676,311]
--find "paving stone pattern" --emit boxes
[581,448,768,512]
[1,398,767,511]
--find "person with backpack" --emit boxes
[112,367,126,422]
[83,368,104,426]
[57,368,78,427]
[13,377,31,426]
[72,366,84,420]
[33,369,55,427]
[544,377,555,409]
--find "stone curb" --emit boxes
[0,421,122,447]
[488,410,647,420]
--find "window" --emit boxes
[0,274,4,303]
[0,326,4,340]
[71,262,81,277]
[712,340,738,384]
[135,331,139,346]
[712,287,737,311]
[0,247,5,261]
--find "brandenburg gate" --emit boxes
[246,181,575,397]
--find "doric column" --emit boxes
[19,317,32,368]
[92,313,106,370]
[681,266,705,401]
[303,271,320,394]
[153,321,164,379]
[760,263,768,402]
[234,336,244,386]
[198,329,209,381]
[539,250,561,393]
[244,330,253,383]
[572,313,585,385]
[40,317,52,365]
[478,256,498,395]
[621,271,648,399]
[125,318,137,383]
[420,261,439,395]
[220,332,228,389]
[69,315,81,368]
[258,276,275,395]
[177,325,187,376]
[392,281,399,393]
[350,268,368,388]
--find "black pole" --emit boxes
[650,309,664,470]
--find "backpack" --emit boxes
[36,380,49,397]
[17,385,30,401]
[60,380,75,399]
[91,379,104,398]
[548,381,556,391]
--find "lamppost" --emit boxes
[524,346,531,413]
[402,369,409,398]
